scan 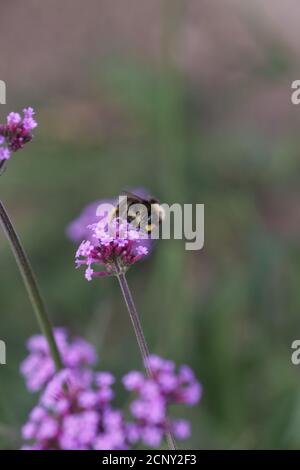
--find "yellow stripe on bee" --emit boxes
[145,223,154,232]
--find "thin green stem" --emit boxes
[0,200,63,371]
[116,272,150,374]
[114,260,176,450]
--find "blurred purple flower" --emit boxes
[0,107,37,161]
[21,368,128,450]
[67,200,110,244]
[123,355,202,447]
[21,332,201,449]
[20,328,97,392]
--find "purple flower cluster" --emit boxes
[22,368,129,450]
[75,217,149,280]
[20,328,97,392]
[21,332,201,450]
[123,355,202,447]
[0,108,37,161]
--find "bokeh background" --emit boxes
[0,0,300,449]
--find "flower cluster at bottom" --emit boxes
[21,330,201,450]
[123,356,202,447]
[22,368,128,450]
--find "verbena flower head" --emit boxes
[22,368,129,450]
[0,108,37,161]
[75,217,150,280]
[123,355,202,447]
[20,328,97,392]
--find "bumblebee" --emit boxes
[109,191,165,234]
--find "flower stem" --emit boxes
[115,269,150,373]
[114,260,176,450]
[0,161,6,176]
[0,200,63,371]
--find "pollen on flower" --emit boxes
[0,107,37,162]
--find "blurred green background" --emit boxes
[1,0,300,449]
